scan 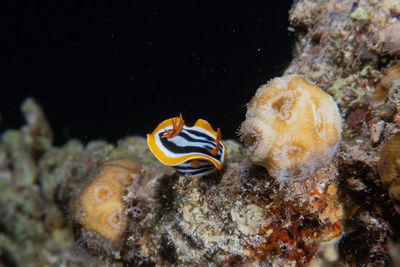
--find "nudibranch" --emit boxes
[147,113,227,178]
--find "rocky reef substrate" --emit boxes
[1,0,400,266]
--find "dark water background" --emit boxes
[1,1,294,145]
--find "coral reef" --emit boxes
[0,99,113,266]
[286,0,400,265]
[1,0,400,266]
[0,98,344,266]
[240,75,342,181]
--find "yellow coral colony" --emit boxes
[70,158,142,250]
[240,75,342,181]
[378,132,400,213]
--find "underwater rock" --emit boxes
[284,10,400,267]
[155,160,343,266]
[243,174,344,266]
[287,0,400,112]
[377,21,400,57]
[240,75,342,181]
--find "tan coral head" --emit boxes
[70,158,142,252]
[240,75,342,181]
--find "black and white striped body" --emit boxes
[147,117,227,178]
